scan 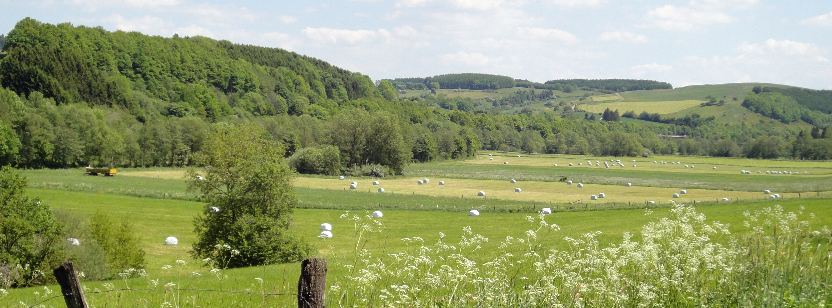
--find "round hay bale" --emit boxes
[677,162,681,164]
[373,181,379,185]
[350,183,357,189]
[439,180,445,185]
[319,231,333,238]
[770,194,777,199]
[489,154,493,156]
[515,188,521,193]
[210,206,220,213]
[599,193,605,198]
[649,201,656,204]
[417,180,423,185]
[510,179,517,183]
[541,207,552,214]
[372,211,383,218]
[478,191,485,196]
[713,166,717,169]
[633,164,637,167]
[680,189,687,194]
[165,236,178,245]
[469,209,480,216]
[504,161,509,164]
[691,165,694,168]
[517,155,521,157]
[673,193,680,198]
[553,164,558,166]
[577,183,583,188]
[569,163,573,166]
[320,223,332,231]
[567,180,573,185]
[196,175,204,181]
[490,158,494,160]
[590,195,597,200]
[352,181,358,185]
[579,163,582,166]
[378,188,385,193]
[626,182,632,187]
[774,194,780,198]
[766,171,770,174]
[67,238,80,246]
[339,176,345,180]
[764,189,771,194]
[424,178,430,183]
[722,198,729,201]
[654,161,657,163]
[757,171,761,173]
[685,165,689,168]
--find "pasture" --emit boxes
[5,153,832,306]
[578,100,705,115]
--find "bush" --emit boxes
[345,164,390,178]
[89,212,145,277]
[287,145,341,175]
[0,166,63,288]
[53,210,110,281]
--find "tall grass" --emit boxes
[329,204,832,307]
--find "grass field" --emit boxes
[5,187,831,306]
[619,83,783,102]
[5,153,832,306]
[578,100,706,115]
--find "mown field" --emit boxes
[4,152,832,306]
[579,100,706,115]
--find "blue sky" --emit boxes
[2,0,831,89]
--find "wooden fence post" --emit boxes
[298,258,327,308]
[54,262,87,308]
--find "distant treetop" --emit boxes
[388,73,515,90]
[544,79,672,92]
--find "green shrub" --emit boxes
[89,212,145,277]
[287,145,341,175]
[52,210,111,281]
[345,164,390,178]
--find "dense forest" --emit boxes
[388,73,515,91]
[742,91,832,126]
[757,86,832,114]
[0,18,830,174]
[544,79,673,92]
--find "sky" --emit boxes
[2,0,831,90]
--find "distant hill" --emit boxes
[759,86,832,114]
[388,73,515,90]
[544,79,672,92]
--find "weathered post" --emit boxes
[298,258,327,308]
[54,262,87,308]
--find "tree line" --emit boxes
[388,73,516,91]
[544,79,672,92]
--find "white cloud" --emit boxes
[303,27,389,44]
[801,12,832,27]
[688,0,758,10]
[739,39,820,56]
[517,27,577,44]
[395,0,432,8]
[631,63,672,76]
[71,0,181,10]
[547,0,607,8]
[100,14,170,34]
[279,15,297,24]
[395,0,503,10]
[644,5,734,31]
[441,51,499,66]
[599,31,648,44]
[818,56,830,63]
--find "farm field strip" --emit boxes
[579,100,705,115]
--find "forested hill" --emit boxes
[0,18,380,122]
[544,79,673,92]
[389,73,516,90]
[758,86,832,114]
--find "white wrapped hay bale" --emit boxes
[165,236,178,245]
[633,164,637,167]
[320,223,332,231]
[654,161,657,163]
[210,206,220,213]
[196,175,204,181]
[673,193,680,198]
[626,182,632,187]
[774,194,781,198]
[373,181,379,185]
[541,207,552,214]
[599,193,605,198]
[350,183,357,189]
[490,158,494,160]
[681,189,687,194]
[649,201,655,204]
[577,183,583,188]
[569,163,573,166]
[567,180,573,185]
[352,181,358,185]
[579,163,582,166]
[424,178,430,183]
[469,209,480,216]
[489,153,493,156]
[515,188,521,193]
[439,181,445,185]
[339,176,345,180]
[67,238,80,246]
[722,198,730,201]
[677,162,680,164]
[764,189,771,194]
[757,171,761,173]
[713,167,717,169]
[685,165,689,168]
[478,191,485,196]
[553,164,558,166]
[378,188,385,193]
[770,194,777,199]
[504,161,508,165]
[319,231,333,238]
[510,179,517,183]
[517,155,521,157]
[417,180,423,185]
[691,165,694,168]
[372,211,383,218]
[590,195,597,200]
